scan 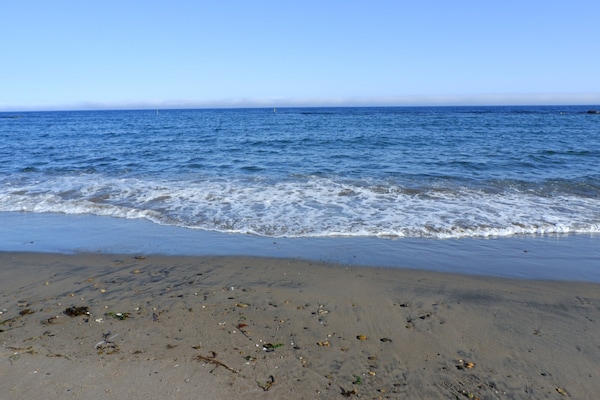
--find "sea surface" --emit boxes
[1,106,600,240]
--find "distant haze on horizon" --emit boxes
[1,1,599,112]
[2,93,600,113]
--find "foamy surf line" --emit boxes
[2,174,599,239]
[1,212,599,282]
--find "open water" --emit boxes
[1,106,599,239]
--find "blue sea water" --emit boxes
[1,106,599,240]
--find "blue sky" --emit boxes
[2,1,599,111]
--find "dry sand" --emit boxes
[1,252,599,399]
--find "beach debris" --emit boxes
[194,351,237,374]
[104,311,130,320]
[459,390,479,399]
[556,387,568,396]
[64,306,89,317]
[5,346,36,364]
[41,315,64,325]
[256,375,275,391]
[134,255,146,260]
[352,375,363,385]
[380,337,392,343]
[19,308,34,316]
[317,341,330,347]
[340,386,358,397]
[456,359,475,370]
[235,302,250,308]
[310,304,330,315]
[1,312,25,328]
[262,343,284,352]
[47,352,71,360]
[419,312,432,320]
[356,335,367,341]
[94,332,118,350]
[236,322,251,339]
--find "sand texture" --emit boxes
[1,252,599,399]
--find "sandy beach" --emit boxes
[1,252,599,399]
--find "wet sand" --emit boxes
[1,252,599,399]
[2,212,600,282]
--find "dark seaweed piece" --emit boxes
[340,386,358,397]
[256,375,275,391]
[194,351,237,374]
[64,306,89,317]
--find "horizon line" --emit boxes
[3,104,600,114]
[2,93,600,113]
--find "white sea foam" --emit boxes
[1,175,599,239]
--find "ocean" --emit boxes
[1,106,600,281]
[2,106,599,239]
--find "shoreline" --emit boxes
[1,251,600,398]
[1,212,600,282]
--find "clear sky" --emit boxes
[2,1,599,111]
